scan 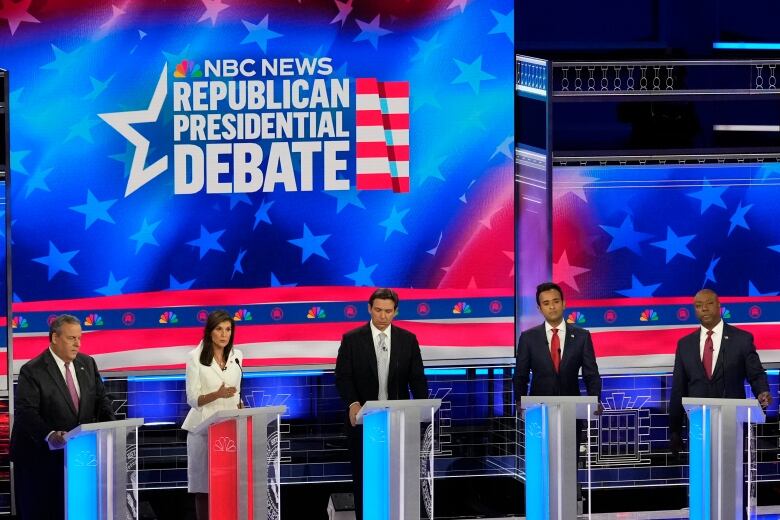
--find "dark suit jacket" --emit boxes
[11,349,114,459]
[513,323,602,399]
[335,322,428,408]
[669,323,769,434]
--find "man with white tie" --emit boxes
[335,288,428,520]
[669,289,771,456]
[10,314,115,519]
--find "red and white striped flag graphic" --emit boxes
[355,78,410,193]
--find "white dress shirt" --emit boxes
[699,319,724,368]
[370,321,392,401]
[544,321,567,358]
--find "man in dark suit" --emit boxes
[11,314,115,519]
[335,288,428,520]
[669,289,771,455]
[514,282,602,402]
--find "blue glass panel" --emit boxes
[363,410,389,520]
[66,431,98,520]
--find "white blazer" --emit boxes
[182,342,243,433]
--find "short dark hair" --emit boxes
[49,314,81,342]
[536,282,564,306]
[199,310,236,367]
[368,288,399,309]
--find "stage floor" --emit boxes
[509,506,780,519]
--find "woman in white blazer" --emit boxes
[182,310,243,520]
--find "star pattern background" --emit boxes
[552,164,780,299]
[0,0,515,304]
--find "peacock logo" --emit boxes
[307,306,326,319]
[566,311,585,324]
[720,307,731,319]
[12,315,28,329]
[173,59,203,78]
[83,313,103,326]
[159,311,178,324]
[639,309,659,322]
[233,309,253,321]
[452,302,472,314]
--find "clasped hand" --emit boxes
[215,382,237,399]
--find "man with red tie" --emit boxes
[669,289,771,456]
[10,314,115,519]
[513,282,602,404]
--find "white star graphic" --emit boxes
[99,64,169,197]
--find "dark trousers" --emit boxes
[14,449,64,519]
[348,424,364,520]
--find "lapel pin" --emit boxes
[724,336,729,340]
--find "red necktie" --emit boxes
[64,362,80,412]
[702,330,714,380]
[550,328,560,373]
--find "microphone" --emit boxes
[382,344,388,352]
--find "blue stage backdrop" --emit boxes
[0,0,515,371]
[553,163,780,368]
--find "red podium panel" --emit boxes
[209,420,238,520]
[199,407,285,520]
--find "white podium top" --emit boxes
[356,399,442,424]
[65,418,144,441]
[682,397,765,424]
[519,395,599,419]
[193,405,287,434]
[519,395,598,408]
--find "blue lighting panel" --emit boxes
[714,42,780,50]
[66,432,98,520]
[127,378,185,423]
[524,405,549,520]
[363,410,390,520]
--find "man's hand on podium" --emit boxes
[669,432,683,460]
[47,431,67,451]
[349,402,362,427]
[758,391,772,408]
[594,403,604,415]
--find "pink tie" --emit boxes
[702,331,714,380]
[550,328,560,373]
[64,362,80,412]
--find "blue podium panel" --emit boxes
[524,405,549,520]
[687,407,711,520]
[364,410,390,520]
[66,431,99,520]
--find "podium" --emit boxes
[356,399,442,520]
[682,397,766,520]
[194,406,287,520]
[519,396,598,520]
[63,418,144,520]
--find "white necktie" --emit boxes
[377,332,389,401]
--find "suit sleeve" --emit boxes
[335,334,360,407]
[185,354,203,410]
[742,332,770,397]
[14,365,52,443]
[669,341,688,434]
[513,333,531,399]
[581,330,602,398]
[90,357,115,422]
[407,333,428,400]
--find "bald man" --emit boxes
[669,289,771,455]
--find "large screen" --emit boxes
[1,0,515,371]
[553,163,780,368]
